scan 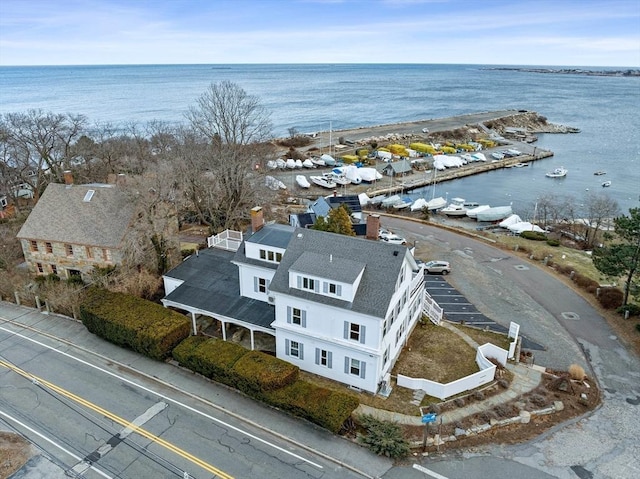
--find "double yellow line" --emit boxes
[0,359,234,479]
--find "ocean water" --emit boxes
[0,64,638,214]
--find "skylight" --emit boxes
[83,190,95,202]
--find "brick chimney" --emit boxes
[63,170,73,186]
[251,206,264,233]
[366,214,380,240]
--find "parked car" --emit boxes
[378,228,393,239]
[423,260,451,274]
[381,234,407,245]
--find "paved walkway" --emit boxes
[356,321,544,426]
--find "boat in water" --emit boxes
[296,175,310,188]
[602,180,612,187]
[545,167,568,178]
[594,170,606,176]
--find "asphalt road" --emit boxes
[0,311,382,479]
[378,215,640,479]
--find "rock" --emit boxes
[554,401,564,411]
[520,410,531,424]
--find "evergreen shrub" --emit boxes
[597,287,624,309]
[232,351,299,394]
[80,288,190,360]
[172,336,246,386]
[520,231,547,241]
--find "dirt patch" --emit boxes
[0,432,34,479]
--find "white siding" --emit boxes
[163,277,184,295]
[237,263,276,301]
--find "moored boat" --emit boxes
[545,167,568,178]
[594,170,606,176]
[602,180,612,187]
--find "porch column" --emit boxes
[221,321,227,341]
[250,330,255,351]
[191,311,197,336]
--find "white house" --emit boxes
[162,207,425,394]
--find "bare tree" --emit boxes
[581,192,620,248]
[0,110,87,198]
[186,80,272,145]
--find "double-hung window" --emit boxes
[344,357,366,378]
[285,339,304,359]
[344,321,366,344]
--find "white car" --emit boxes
[378,228,393,240]
[381,234,407,245]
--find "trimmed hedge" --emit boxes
[264,380,359,433]
[232,351,299,394]
[520,231,547,241]
[80,288,191,360]
[171,336,358,433]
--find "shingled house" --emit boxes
[16,173,135,281]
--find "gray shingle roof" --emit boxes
[164,247,275,329]
[16,183,134,248]
[269,228,407,318]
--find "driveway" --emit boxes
[380,215,640,479]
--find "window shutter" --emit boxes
[344,356,350,374]
[327,351,333,369]
[323,282,328,293]
[285,339,290,356]
[287,306,292,323]
[315,348,320,365]
[360,325,366,344]
[253,277,258,292]
[297,276,302,288]
[343,321,349,340]
[299,343,304,360]
[360,361,366,379]
[301,310,307,328]
[337,285,342,296]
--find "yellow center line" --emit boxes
[0,360,234,479]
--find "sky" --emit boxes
[1,0,639,67]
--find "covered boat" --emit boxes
[410,198,428,212]
[476,205,513,222]
[285,158,297,169]
[302,159,315,168]
[508,222,545,234]
[358,167,383,183]
[466,204,490,219]
[344,165,362,184]
[320,154,336,166]
[296,175,310,188]
[381,194,402,208]
[426,197,447,211]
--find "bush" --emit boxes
[473,391,485,401]
[569,364,586,380]
[181,248,196,259]
[617,303,640,317]
[520,231,547,241]
[357,415,410,458]
[529,394,548,408]
[573,273,599,293]
[172,336,247,386]
[81,288,191,360]
[546,239,560,247]
[597,287,624,309]
[265,380,359,433]
[232,351,299,394]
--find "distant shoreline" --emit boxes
[484,67,640,77]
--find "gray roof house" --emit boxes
[162,207,425,394]
[16,177,135,280]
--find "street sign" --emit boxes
[422,413,437,424]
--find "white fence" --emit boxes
[207,229,243,251]
[397,342,508,400]
[423,291,443,325]
[508,321,520,359]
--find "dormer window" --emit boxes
[259,249,282,263]
[302,277,315,291]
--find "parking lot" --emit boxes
[424,274,543,350]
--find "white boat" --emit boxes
[545,167,568,178]
[507,148,522,156]
[441,197,468,217]
[476,205,513,222]
[265,176,286,191]
[393,196,414,210]
[276,158,286,169]
[508,222,545,234]
[594,170,606,176]
[460,153,474,163]
[266,160,278,170]
[302,159,315,168]
[381,194,403,208]
[296,175,311,188]
[368,194,386,206]
[602,180,612,187]
[426,197,447,210]
[499,214,523,228]
[344,165,362,184]
[491,152,505,160]
[285,158,297,169]
[410,198,429,212]
[466,204,490,219]
[324,171,350,186]
[311,157,326,167]
[358,167,383,183]
[309,175,337,189]
[295,159,303,168]
[471,152,487,162]
[320,154,336,166]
